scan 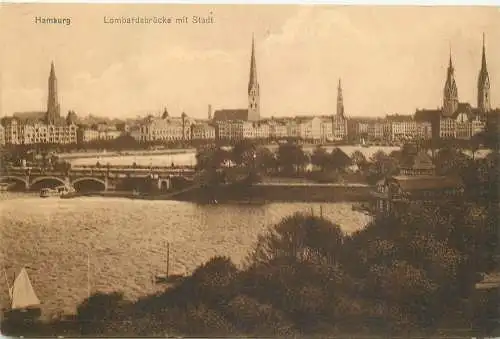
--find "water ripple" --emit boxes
[0,193,370,318]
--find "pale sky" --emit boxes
[1,4,499,120]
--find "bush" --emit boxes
[223,294,296,336]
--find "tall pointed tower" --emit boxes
[336,78,345,117]
[46,61,60,124]
[443,50,459,116]
[477,33,491,113]
[248,35,260,121]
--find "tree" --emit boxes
[468,134,482,160]
[277,143,307,175]
[329,148,352,172]
[434,146,470,176]
[311,146,329,171]
[366,150,399,184]
[350,150,367,168]
[188,256,240,308]
[255,147,276,174]
[77,292,129,335]
[195,145,231,171]
[247,212,344,266]
[232,140,256,167]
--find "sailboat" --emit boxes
[155,242,184,285]
[4,267,41,318]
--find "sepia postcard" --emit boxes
[0,3,499,338]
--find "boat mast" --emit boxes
[166,242,170,278]
[87,250,91,299]
[3,267,11,300]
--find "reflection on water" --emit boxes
[0,193,370,318]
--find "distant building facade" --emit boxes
[0,62,77,145]
[191,122,216,141]
[415,36,491,141]
[386,114,432,143]
[0,124,5,146]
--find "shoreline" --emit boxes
[56,144,405,160]
[57,148,197,160]
[5,182,374,204]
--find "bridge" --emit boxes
[0,165,196,192]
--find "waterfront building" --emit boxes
[367,119,386,142]
[215,119,270,141]
[249,121,270,139]
[191,122,216,141]
[213,36,261,122]
[294,116,322,141]
[77,126,123,144]
[0,124,5,146]
[1,118,20,145]
[136,110,192,143]
[415,36,490,141]
[320,117,334,142]
[78,127,99,143]
[371,146,464,214]
[267,118,288,139]
[0,62,77,145]
[346,119,361,143]
[386,114,432,143]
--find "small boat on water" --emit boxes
[155,242,185,285]
[3,267,42,320]
[40,186,75,198]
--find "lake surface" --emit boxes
[68,145,401,167]
[67,145,493,167]
[0,193,370,318]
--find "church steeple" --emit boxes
[46,61,60,124]
[477,33,491,112]
[247,34,260,121]
[443,48,459,116]
[336,78,344,117]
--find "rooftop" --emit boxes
[475,272,500,290]
[391,175,463,191]
[213,109,249,121]
[399,150,435,170]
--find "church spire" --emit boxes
[443,48,458,116]
[478,33,491,112]
[46,61,60,124]
[247,34,260,121]
[336,78,344,117]
[50,61,56,78]
[248,34,258,94]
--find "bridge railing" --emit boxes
[1,166,196,177]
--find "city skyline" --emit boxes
[1,5,499,120]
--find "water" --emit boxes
[68,145,402,167]
[0,193,370,318]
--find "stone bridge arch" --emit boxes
[71,177,107,191]
[0,176,29,190]
[30,176,68,189]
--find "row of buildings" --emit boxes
[0,35,497,147]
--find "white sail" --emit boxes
[10,268,40,310]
